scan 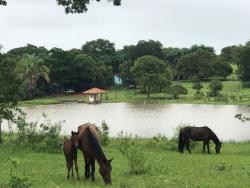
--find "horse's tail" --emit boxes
[178,130,184,153]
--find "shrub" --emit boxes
[147,134,168,150]
[15,113,63,153]
[99,120,110,146]
[166,84,188,99]
[242,82,250,88]
[117,131,151,175]
[192,82,203,91]
[9,158,32,188]
[208,77,223,96]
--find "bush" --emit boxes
[165,84,188,99]
[242,82,250,88]
[99,120,110,146]
[146,134,168,150]
[9,158,32,188]
[208,77,223,96]
[117,132,151,175]
[15,113,63,153]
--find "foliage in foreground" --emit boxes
[117,131,151,175]
[14,113,63,153]
[99,120,110,146]
[8,158,32,188]
[1,136,250,187]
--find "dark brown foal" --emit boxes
[63,131,79,180]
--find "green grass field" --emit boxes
[1,138,250,188]
[20,80,250,106]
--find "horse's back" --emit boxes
[181,126,212,140]
[77,123,101,157]
[78,123,100,143]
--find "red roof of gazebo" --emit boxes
[82,88,107,94]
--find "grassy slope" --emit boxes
[20,81,250,106]
[1,140,250,188]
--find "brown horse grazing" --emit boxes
[178,126,222,154]
[78,123,113,185]
[63,131,79,180]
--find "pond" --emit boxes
[4,103,250,141]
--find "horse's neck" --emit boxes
[96,154,107,167]
[87,128,107,164]
[211,131,220,144]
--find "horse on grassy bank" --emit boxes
[178,126,222,154]
[63,131,80,180]
[78,123,113,185]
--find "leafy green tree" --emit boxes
[0,54,21,143]
[208,77,223,96]
[176,49,216,79]
[213,57,233,79]
[121,45,137,61]
[133,40,164,60]
[131,55,171,98]
[57,0,121,13]
[119,60,135,85]
[0,0,121,13]
[220,45,243,64]
[47,49,112,92]
[238,45,250,82]
[82,39,121,73]
[0,0,6,6]
[7,44,48,63]
[166,84,188,99]
[163,47,183,66]
[187,44,215,54]
[119,40,164,86]
[18,54,50,98]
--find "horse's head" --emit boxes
[99,158,113,185]
[71,131,79,149]
[215,142,222,154]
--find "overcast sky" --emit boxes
[0,0,249,53]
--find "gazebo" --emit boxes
[82,87,107,104]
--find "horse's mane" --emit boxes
[86,126,107,161]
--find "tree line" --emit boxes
[1,39,250,100]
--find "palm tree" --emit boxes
[19,54,50,98]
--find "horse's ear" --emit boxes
[109,158,113,163]
[71,131,74,136]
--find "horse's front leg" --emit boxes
[74,158,80,180]
[203,141,206,153]
[66,163,71,180]
[71,163,74,178]
[207,141,210,154]
[185,139,191,154]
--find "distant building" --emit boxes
[82,87,107,104]
[114,74,123,85]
